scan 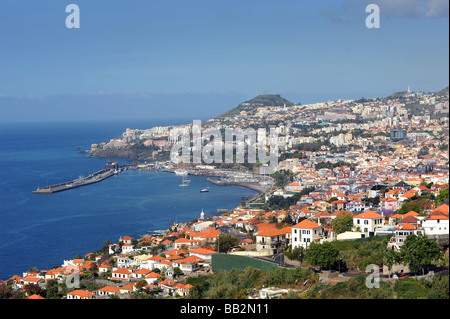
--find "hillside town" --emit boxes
[1,87,449,300]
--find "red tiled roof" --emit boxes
[395,223,418,230]
[67,290,95,298]
[293,219,320,229]
[97,286,121,293]
[189,248,217,255]
[27,294,45,299]
[354,210,382,219]
[145,272,162,279]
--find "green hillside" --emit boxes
[437,86,449,97]
[218,94,295,118]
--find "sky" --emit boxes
[0,0,448,123]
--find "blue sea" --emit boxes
[0,120,257,280]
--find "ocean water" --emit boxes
[0,120,257,280]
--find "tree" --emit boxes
[216,234,240,253]
[330,212,354,234]
[328,197,338,203]
[435,187,449,206]
[305,241,339,270]
[186,275,210,299]
[398,198,433,215]
[382,248,401,278]
[28,266,39,273]
[283,245,305,262]
[400,234,442,275]
[173,267,183,277]
[135,280,148,291]
[23,283,45,298]
[45,279,60,299]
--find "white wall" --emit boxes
[422,219,449,236]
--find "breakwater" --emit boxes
[206,178,268,193]
[32,162,122,194]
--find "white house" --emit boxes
[389,223,424,251]
[331,181,350,193]
[139,255,166,270]
[133,268,152,280]
[144,272,162,285]
[66,290,95,299]
[121,243,134,254]
[285,182,303,192]
[109,244,120,255]
[173,238,201,249]
[291,219,322,249]
[173,255,204,273]
[422,212,449,236]
[116,256,132,269]
[110,268,133,281]
[153,260,174,271]
[353,210,384,236]
[189,247,218,262]
[192,220,216,232]
[120,236,133,245]
[346,201,366,213]
[98,264,112,273]
[96,286,120,298]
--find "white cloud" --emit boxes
[372,0,449,18]
[324,0,449,23]
[424,0,449,18]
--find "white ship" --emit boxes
[179,175,190,187]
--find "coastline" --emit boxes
[1,167,260,280]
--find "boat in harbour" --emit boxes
[174,170,188,176]
[200,187,210,193]
[179,175,189,187]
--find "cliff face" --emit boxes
[89,147,152,161]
